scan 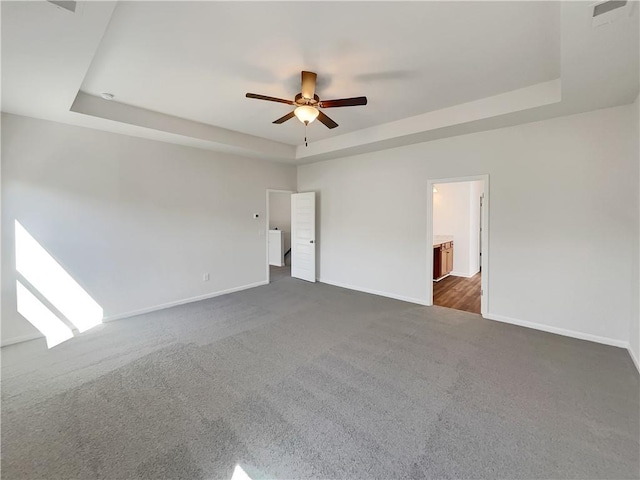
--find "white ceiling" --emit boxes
[1,1,638,163]
[80,1,561,145]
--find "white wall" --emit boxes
[298,103,639,347]
[269,191,292,259]
[433,181,482,277]
[1,113,296,346]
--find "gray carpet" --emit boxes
[2,277,639,479]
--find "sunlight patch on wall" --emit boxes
[16,281,74,348]
[15,220,103,333]
[231,465,253,480]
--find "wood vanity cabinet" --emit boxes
[433,241,454,280]
[445,242,453,273]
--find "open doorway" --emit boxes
[266,190,294,283]
[427,176,489,315]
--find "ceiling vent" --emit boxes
[591,0,633,27]
[47,1,76,13]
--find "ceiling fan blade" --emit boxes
[273,111,295,124]
[301,71,317,99]
[317,110,338,129]
[246,93,294,105]
[319,96,368,108]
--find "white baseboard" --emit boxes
[433,274,451,282]
[450,270,479,278]
[103,280,269,322]
[317,282,631,352]
[449,272,471,278]
[484,312,629,349]
[1,281,269,348]
[319,278,429,306]
[1,332,43,348]
[628,346,640,374]
[4,279,637,375]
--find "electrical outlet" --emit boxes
[203,273,210,281]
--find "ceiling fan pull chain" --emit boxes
[305,122,308,147]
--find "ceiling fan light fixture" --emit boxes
[294,105,319,125]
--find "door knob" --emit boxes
[310,240,314,244]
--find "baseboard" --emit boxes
[4,280,634,370]
[450,270,479,278]
[1,281,269,348]
[484,312,629,349]
[628,346,640,374]
[316,282,627,350]
[1,332,43,348]
[103,280,269,322]
[319,278,429,306]
[433,273,451,282]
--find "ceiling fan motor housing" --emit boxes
[295,93,320,106]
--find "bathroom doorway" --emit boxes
[427,175,489,315]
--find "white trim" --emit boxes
[319,278,429,306]
[427,174,489,315]
[628,346,640,373]
[429,175,490,185]
[318,279,628,351]
[103,280,268,322]
[433,273,451,282]
[2,280,271,347]
[449,271,478,278]
[484,312,629,349]
[1,332,43,347]
[265,189,295,283]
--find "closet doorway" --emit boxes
[266,190,294,283]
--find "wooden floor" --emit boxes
[433,272,481,314]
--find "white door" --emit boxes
[291,192,316,282]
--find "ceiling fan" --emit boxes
[245,71,367,131]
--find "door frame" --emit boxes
[426,174,490,316]
[265,189,296,283]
